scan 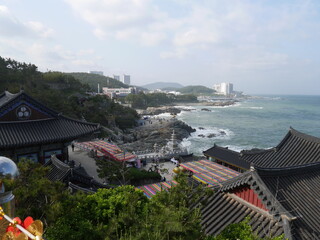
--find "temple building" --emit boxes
[201,127,320,239]
[203,127,320,170]
[203,144,247,172]
[46,155,106,193]
[201,162,320,239]
[0,90,100,163]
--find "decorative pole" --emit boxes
[0,207,43,240]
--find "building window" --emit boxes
[17,153,38,162]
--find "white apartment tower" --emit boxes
[123,75,131,85]
[213,82,233,95]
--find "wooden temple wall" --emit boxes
[232,186,268,211]
[0,142,69,164]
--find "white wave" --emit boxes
[174,105,197,110]
[153,113,173,118]
[225,144,270,152]
[241,106,264,110]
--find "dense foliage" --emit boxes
[0,56,138,129]
[179,85,216,95]
[3,160,284,240]
[124,92,197,109]
[95,157,161,186]
[45,175,207,240]
[3,160,68,227]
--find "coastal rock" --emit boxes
[198,134,205,138]
[201,108,211,112]
[120,119,195,152]
[138,107,181,115]
[207,133,216,138]
[210,100,238,107]
[199,127,205,130]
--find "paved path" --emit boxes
[68,146,104,183]
[68,146,179,184]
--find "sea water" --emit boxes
[174,95,320,156]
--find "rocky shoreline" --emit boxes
[111,100,238,154]
[137,100,238,115]
[119,118,195,153]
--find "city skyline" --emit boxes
[1,0,320,95]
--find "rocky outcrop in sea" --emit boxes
[119,119,195,152]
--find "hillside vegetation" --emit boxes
[179,85,216,95]
[0,56,138,130]
[68,72,129,91]
[142,81,184,90]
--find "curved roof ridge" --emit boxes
[0,118,55,124]
[59,114,100,127]
[0,90,23,107]
[218,171,252,192]
[255,161,320,176]
[211,143,240,154]
[240,147,275,156]
[0,90,59,117]
[289,127,320,144]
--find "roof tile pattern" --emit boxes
[257,164,320,239]
[0,117,99,148]
[241,128,320,168]
[201,162,320,240]
[204,128,320,169]
[202,192,283,237]
[203,144,250,169]
[0,91,100,148]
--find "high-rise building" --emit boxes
[123,75,130,85]
[213,82,233,95]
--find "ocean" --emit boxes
[173,95,320,156]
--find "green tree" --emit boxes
[45,186,149,240]
[3,160,69,226]
[210,217,285,240]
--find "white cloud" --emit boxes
[140,31,166,46]
[65,0,153,28]
[0,5,54,39]
[26,21,54,38]
[25,43,101,71]
[160,48,187,59]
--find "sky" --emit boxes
[1,0,320,95]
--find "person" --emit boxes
[71,143,75,152]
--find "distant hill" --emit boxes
[141,82,184,90]
[68,72,128,92]
[179,85,215,95]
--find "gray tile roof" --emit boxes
[202,191,283,238]
[203,144,250,169]
[241,128,320,167]
[46,155,106,191]
[204,128,320,169]
[0,91,100,148]
[0,117,100,148]
[256,163,320,239]
[201,162,320,240]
